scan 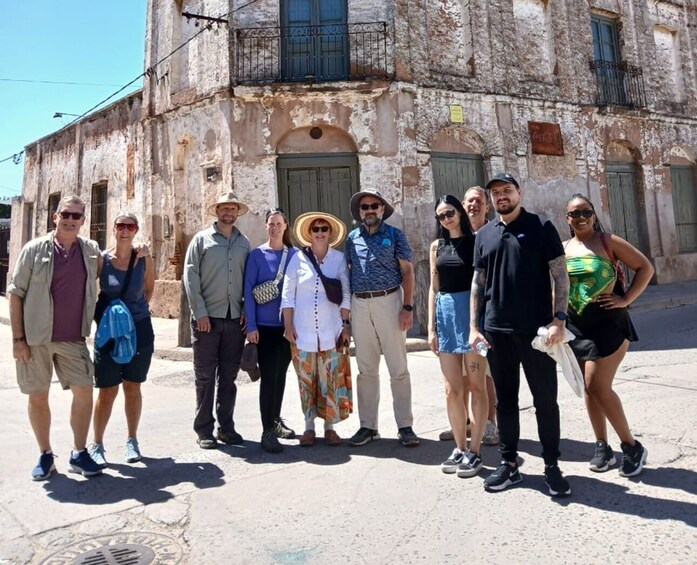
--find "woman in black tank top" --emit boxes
[427,195,488,478]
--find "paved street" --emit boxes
[0,304,696,564]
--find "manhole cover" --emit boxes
[40,532,184,565]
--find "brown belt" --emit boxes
[353,286,400,299]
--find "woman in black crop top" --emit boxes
[428,195,488,478]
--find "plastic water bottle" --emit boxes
[475,342,489,357]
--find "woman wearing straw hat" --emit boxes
[244,208,298,454]
[281,212,353,447]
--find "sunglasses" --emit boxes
[435,209,457,222]
[115,223,137,232]
[58,211,83,220]
[567,210,594,219]
[310,226,330,233]
[360,203,382,211]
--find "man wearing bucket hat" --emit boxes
[468,173,572,497]
[184,192,251,449]
[345,188,419,447]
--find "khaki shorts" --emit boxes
[16,341,94,394]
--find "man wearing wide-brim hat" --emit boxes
[344,188,420,448]
[183,191,251,450]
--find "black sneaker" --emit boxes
[589,440,616,472]
[197,436,218,450]
[484,461,522,492]
[274,418,296,439]
[544,464,572,497]
[261,430,283,454]
[440,448,465,474]
[619,441,648,477]
[31,451,56,481]
[398,427,420,447]
[68,450,103,477]
[349,427,380,446]
[457,451,483,478]
[216,427,244,445]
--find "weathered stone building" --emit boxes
[11,0,697,334]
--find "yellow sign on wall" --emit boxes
[449,105,464,124]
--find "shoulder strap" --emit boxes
[302,247,328,280]
[119,249,138,300]
[272,247,289,284]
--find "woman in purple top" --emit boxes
[244,208,298,453]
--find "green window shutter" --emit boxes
[671,165,697,253]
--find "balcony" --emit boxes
[235,22,390,85]
[589,60,647,109]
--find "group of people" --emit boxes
[11,175,653,498]
[429,173,652,497]
[181,187,419,456]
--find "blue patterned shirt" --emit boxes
[346,222,413,293]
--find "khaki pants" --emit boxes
[351,291,413,430]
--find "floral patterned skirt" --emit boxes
[291,344,353,423]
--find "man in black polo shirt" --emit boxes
[469,173,571,497]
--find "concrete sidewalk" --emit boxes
[1,278,696,361]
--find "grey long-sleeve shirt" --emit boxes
[183,223,250,320]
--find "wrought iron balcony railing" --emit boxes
[589,59,647,109]
[235,22,390,85]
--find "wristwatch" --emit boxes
[554,311,568,322]
[402,304,414,312]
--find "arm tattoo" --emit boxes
[548,256,570,314]
[470,268,486,328]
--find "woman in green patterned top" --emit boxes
[563,194,653,478]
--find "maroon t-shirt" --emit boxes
[51,240,87,342]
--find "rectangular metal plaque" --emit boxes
[449,105,464,124]
[528,121,564,156]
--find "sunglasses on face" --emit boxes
[115,223,137,232]
[58,211,83,220]
[435,209,457,222]
[311,226,330,233]
[360,203,382,211]
[567,210,594,219]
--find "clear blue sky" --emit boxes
[0,1,146,199]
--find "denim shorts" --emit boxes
[436,291,472,354]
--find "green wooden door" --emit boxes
[278,154,358,233]
[606,163,644,252]
[431,153,485,200]
[670,165,697,253]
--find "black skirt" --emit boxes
[567,301,638,361]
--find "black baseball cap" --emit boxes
[485,173,520,190]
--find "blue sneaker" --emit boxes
[68,450,103,477]
[125,437,142,463]
[88,443,108,469]
[31,451,56,481]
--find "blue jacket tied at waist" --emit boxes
[95,299,137,364]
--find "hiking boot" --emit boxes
[216,427,244,445]
[457,451,483,478]
[125,437,142,463]
[398,427,420,447]
[484,461,522,492]
[440,448,465,474]
[68,450,103,477]
[31,451,56,481]
[88,443,108,469]
[349,427,380,446]
[197,436,218,450]
[619,441,647,478]
[589,440,616,472]
[274,418,296,439]
[482,421,499,446]
[261,430,283,453]
[544,464,572,497]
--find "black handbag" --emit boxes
[302,247,343,306]
[94,249,137,323]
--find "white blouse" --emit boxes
[281,247,351,352]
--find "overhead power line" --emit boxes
[0,78,142,88]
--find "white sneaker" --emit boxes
[440,448,465,474]
[482,421,499,446]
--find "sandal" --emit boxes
[324,430,342,446]
[299,430,316,447]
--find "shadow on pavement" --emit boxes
[42,457,224,505]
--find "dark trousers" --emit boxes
[257,325,291,431]
[192,316,245,437]
[486,331,561,466]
